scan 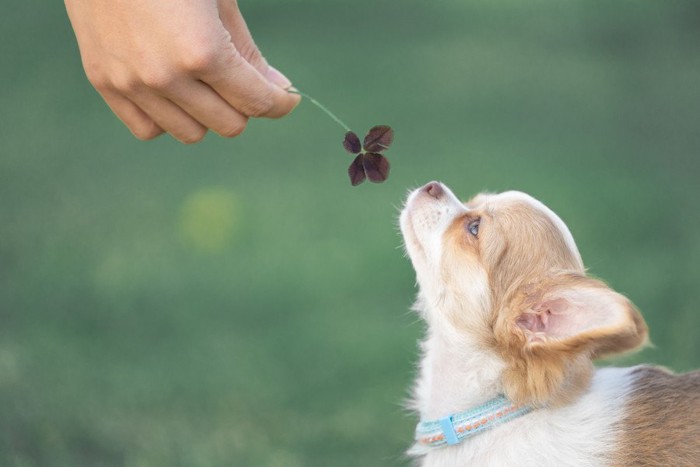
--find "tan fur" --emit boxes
[402,183,697,465]
[495,274,648,406]
[613,366,700,466]
[445,196,648,406]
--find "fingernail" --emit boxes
[266,66,293,90]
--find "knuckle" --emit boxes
[85,68,109,91]
[140,68,176,91]
[82,58,105,83]
[221,46,246,72]
[239,89,275,117]
[237,42,266,70]
[112,74,142,94]
[181,44,220,73]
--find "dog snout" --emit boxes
[423,181,444,199]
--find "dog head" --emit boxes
[400,181,648,405]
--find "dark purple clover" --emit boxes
[362,153,390,182]
[287,88,394,187]
[348,154,366,186]
[344,125,394,186]
[343,131,362,154]
[363,125,394,152]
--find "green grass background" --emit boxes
[1,0,699,465]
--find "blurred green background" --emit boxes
[1,0,699,465]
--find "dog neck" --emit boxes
[414,300,506,421]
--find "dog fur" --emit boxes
[400,181,699,466]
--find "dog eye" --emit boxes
[467,219,480,237]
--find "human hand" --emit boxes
[64,0,300,143]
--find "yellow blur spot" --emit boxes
[180,188,238,252]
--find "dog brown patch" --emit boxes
[442,192,649,406]
[613,366,700,466]
[453,195,647,406]
[494,274,647,406]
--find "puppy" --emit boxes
[400,181,699,466]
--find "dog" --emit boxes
[399,181,699,466]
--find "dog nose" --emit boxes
[424,181,443,199]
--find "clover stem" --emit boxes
[288,88,352,133]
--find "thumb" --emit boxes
[218,0,294,90]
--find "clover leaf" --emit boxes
[289,88,395,187]
[344,126,393,186]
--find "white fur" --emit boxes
[400,183,470,305]
[400,182,634,466]
[400,183,491,329]
[415,368,635,466]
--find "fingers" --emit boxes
[132,92,208,144]
[164,79,250,138]
[101,79,207,144]
[67,0,299,144]
[98,38,296,142]
[218,0,269,74]
[212,0,301,119]
[99,90,164,141]
[197,48,301,120]
[221,2,300,97]
[99,66,251,142]
[104,70,208,143]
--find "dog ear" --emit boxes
[515,272,648,358]
[497,272,648,405]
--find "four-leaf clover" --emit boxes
[288,88,395,187]
[344,125,394,186]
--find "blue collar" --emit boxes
[415,395,533,448]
